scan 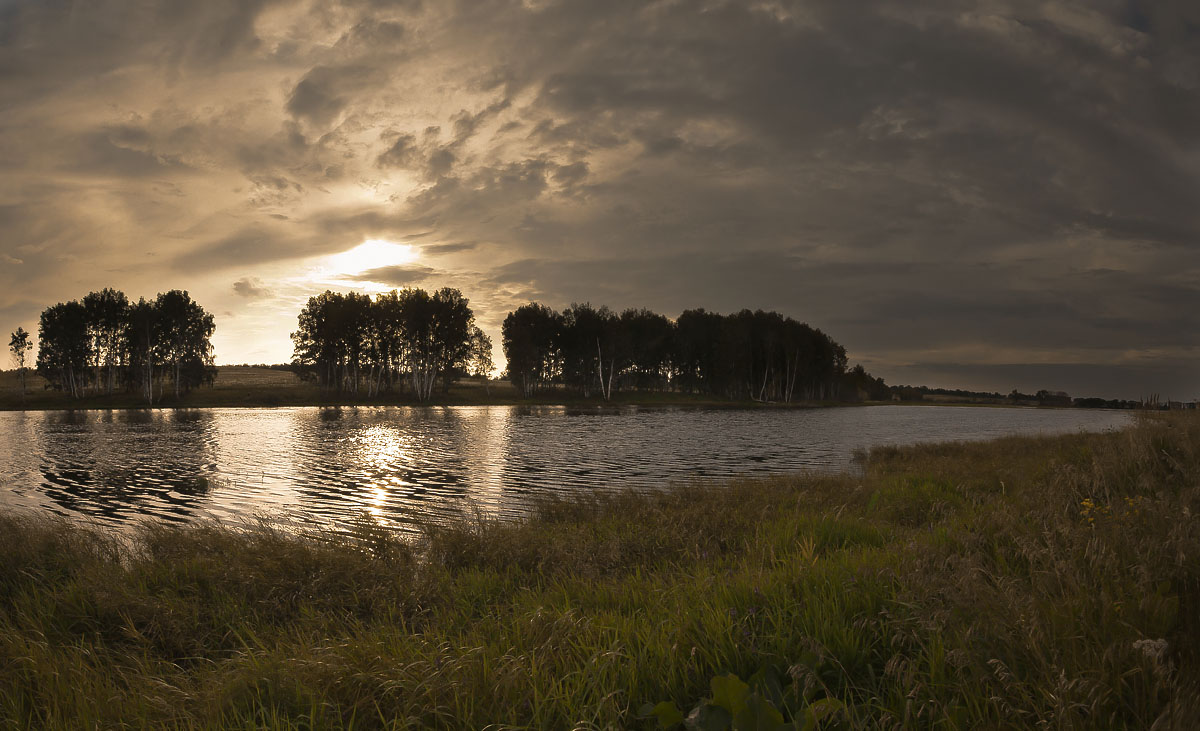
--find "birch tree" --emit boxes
[8,327,32,405]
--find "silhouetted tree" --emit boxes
[502,301,854,402]
[34,290,215,402]
[154,290,216,398]
[619,308,674,391]
[37,301,90,398]
[842,363,891,402]
[291,287,480,402]
[502,303,561,398]
[559,303,618,399]
[431,287,475,395]
[674,308,724,394]
[8,327,32,405]
[83,288,129,395]
[124,297,160,404]
[468,325,494,395]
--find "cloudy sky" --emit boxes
[1,0,1198,399]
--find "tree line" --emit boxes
[502,303,854,402]
[290,288,492,401]
[32,289,216,402]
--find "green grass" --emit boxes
[1,414,1198,728]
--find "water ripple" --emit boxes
[0,405,1131,530]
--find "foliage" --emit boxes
[501,301,561,398]
[7,327,32,401]
[33,289,214,402]
[640,669,845,730]
[290,287,487,402]
[502,302,852,402]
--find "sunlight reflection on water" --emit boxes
[0,405,1130,530]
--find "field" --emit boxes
[0,413,1196,728]
[0,366,825,410]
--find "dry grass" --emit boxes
[0,413,1197,728]
[208,366,304,389]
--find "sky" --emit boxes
[1,0,1198,400]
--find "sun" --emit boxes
[325,239,418,275]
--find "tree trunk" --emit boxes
[596,338,610,401]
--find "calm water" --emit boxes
[0,405,1130,530]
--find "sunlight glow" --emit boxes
[325,239,418,275]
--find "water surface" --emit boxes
[0,405,1130,529]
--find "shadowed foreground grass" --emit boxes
[1,414,1198,729]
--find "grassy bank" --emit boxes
[2,415,1197,728]
[0,367,848,411]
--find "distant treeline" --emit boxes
[290,288,492,401]
[34,289,215,402]
[1010,390,1142,409]
[894,385,1145,409]
[893,385,1006,401]
[502,303,857,401]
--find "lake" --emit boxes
[0,405,1131,530]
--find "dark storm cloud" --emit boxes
[1,0,1198,394]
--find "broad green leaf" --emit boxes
[686,702,733,731]
[800,697,845,730]
[748,667,785,711]
[646,701,685,729]
[711,673,751,715]
[732,691,786,731]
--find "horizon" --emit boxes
[2,1,1198,401]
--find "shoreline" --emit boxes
[1,367,1136,413]
[0,395,1062,413]
[0,414,1192,727]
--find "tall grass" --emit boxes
[1,413,1197,728]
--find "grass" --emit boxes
[1,413,1198,728]
[0,366,843,411]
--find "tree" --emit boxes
[468,325,494,395]
[37,300,90,398]
[619,308,674,391]
[154,290,216,399]
[559,303,617,399]
[395,287,438,401]
[123,297,161,404]
[83,288,130,395]
[501,301,858,403]
[8,327,32,406]
[290,287,479,402]
[430,287,475,395]
[502,303,561,398]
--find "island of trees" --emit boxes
[30,288,215,403]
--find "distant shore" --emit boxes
[0,365,1097,412]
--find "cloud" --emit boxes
[376,133,419,169]
[0,0,1196,396]
[421,241,477,255]
[232,277,274,298]
[286,65,380,127]
[353,264,438,285]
